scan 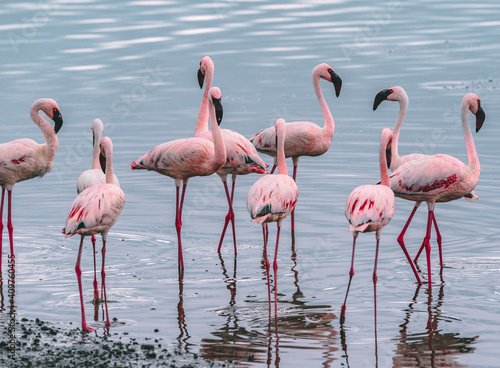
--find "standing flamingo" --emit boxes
[340,128,395,325]
[390,93,485,285]
[250,63,341,234]
[77,119,120,302]
[247,118,298,315]
[373,86,478,284]
[196,56,268,253]
[0,98,63,271]
[131,87,226,269]
[63,136,125,331]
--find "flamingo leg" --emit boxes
[397,204,422,284]
[175,182,187,269]
[217,179,237,254]
[7,190,14,271]
[75,236,95,332]
[423,210,433,286]
[101,239,110,326]
[0,188,4,271]
[290,164,298,233]
[373,236,380,331]
[270,162,277,175]
[91,235,99,302]
[273,223,281,315]
[432,212,443,268]
[262,225,271,311]
[340,234,357,324]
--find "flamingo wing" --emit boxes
[247,174,298,223]
[391,154,467,196]
[250,126,277,155]
[345,184,395,231]
[218,130,268,173]
[0,139,50,185]
[64,184,125,237]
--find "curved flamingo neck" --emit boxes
[92,127,103,170]
[30,102,58,162]
[461,100,479,172]
[312,66,334,139]
[276,121,287,175]
[194,63,214,136]
[391,91,408,166]
[105,151,115,184]
[208,101,226,170]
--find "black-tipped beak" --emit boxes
[197,68,205,89]
[52,109,63,134]
[386,147,392,170]
[212,97,223,125]
[373,89,392,111]
[475,102,485,132]
[329,70,342,97]
[99,150,106,174]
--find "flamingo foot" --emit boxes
[81,323,96,332]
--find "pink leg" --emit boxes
[217,180,237,254]
[272,224,281,315]
[270,164,276,174]
[290,165,298,233]
[91,235,99,302]
[101,240,110,326]
[397,205,422,284]
[75,236,95,332]
[423,210,433,286]
[262,225,271,311]
[340,235,356,324]
[373,237,380,331]
[0,188,4,271]
[7,191,14,271]
[175,184,187,269]
[432,212,443,268]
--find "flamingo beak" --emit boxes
[197,68,205,89]
[373,89,392,111]
[475,102,485,132]
[52,108,63,134]
[99,150,106,174]
[386,147,392,170]
[329,70,342,97]
[212,97,223,125]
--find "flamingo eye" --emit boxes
[327,68,333,73]
[389,89,393,93]
[477,99,481,104]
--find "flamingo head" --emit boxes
[198,56,214,89]
[327,68,342,97]
[99,136,112,174]
[474,99,485,132]
[208,86,223,125]
[91,119,104,147]
[373,88,393,110]
[380,128,393,169]
[52,108,63,134]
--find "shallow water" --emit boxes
[1,0,500,367]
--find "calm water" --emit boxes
[1,0,500,367]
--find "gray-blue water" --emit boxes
[1,0,499,367]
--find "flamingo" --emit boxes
[63,136,125,332]
[373,86,478,284]
[389,93,485,285]
[76,118,120,302]
[247,118,298,315]
[0,98,63,271]
[340,128,395,325]
[196,56,268,253]
[250,63,342,234]
[131,86,226,269]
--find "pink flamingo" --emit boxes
[250,63,342,233]
[0,98,63,271]
[390,93,485,285]
[341,128,395,325]
[196,56,268,253]
[247,118,298,315]
[77,119,120,302]
[63,136,125,332]
[373,87,479,284]
[131,87,226,269]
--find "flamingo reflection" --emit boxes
[177,268,191,352]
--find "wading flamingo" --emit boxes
[247,118,298,315]
[63,137,125,332]
[196,56,268,253]
[373,87,478,283]
[131,87,226,269]
[390,93,485,285]
[250,63,341,234]
[77,119,120,302]
[0,98,63,271]
[341,128,395,325]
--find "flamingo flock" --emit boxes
[0,56,488,332]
